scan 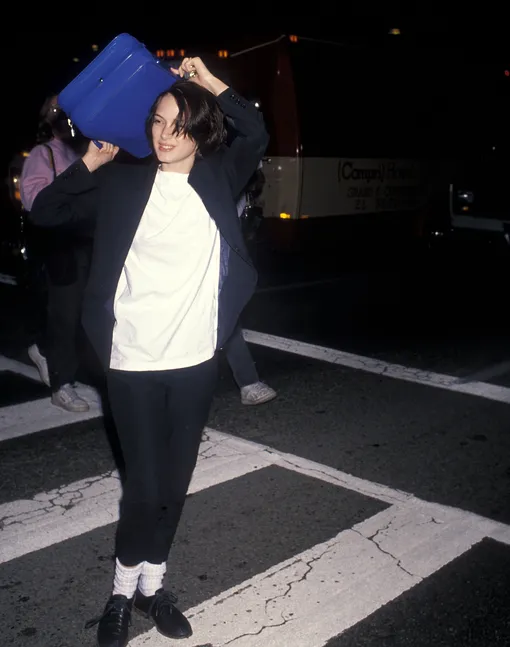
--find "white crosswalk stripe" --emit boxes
[0,354,102,442]
[1,349,510,645]
[2,422,510,644]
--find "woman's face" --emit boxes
[151,94,197,173]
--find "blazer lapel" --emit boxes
[107,158,250,279]
[111,160,158,274]
[189,159,249,262]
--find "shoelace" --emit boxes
[84,598,132,631]
[59,386,78,402]
[148,590,178,618]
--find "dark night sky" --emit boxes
[1,10,508,171]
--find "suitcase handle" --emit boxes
[93,140,103,149]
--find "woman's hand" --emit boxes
[171,56,212,87]
[82,140,119,173]
[171,57,228,96]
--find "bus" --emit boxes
[219,34,446,253]
[4,37,450,268]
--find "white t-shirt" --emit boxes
[110,169,221,371]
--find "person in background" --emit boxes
[223,322,277,404]
[29,57,268,646]
[20,94,92,412]
[223,119,277,406]
[223,170,276,405]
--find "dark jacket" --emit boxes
[29,88,269,370]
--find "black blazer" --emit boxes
[29,88,269,370]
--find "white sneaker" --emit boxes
[28,344,50,387]
[51,384,90,413]
[240,382,277,405]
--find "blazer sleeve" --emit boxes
[28,159,99,231]
[216,88,270,198]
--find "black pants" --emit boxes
[224,324,259,388]
[107,356,218,566]
[45,247,90,391]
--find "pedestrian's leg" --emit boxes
[133,357,218,640]
[148,355,218,565]
[46,280,80,387]
[28,258,48,352]
[92,362,217,644]
[106,369,169,569]
[45,267,89,412]
[224,325,277,405]
[224,325,259,388]
[87,369,184,647]
[26,256,50,386]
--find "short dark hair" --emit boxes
[145,80,226,157]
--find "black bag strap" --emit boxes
[42,143,57,180]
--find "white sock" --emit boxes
[138,561,167,597]
[112,559,143,598]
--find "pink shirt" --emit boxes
[20,138,79,211]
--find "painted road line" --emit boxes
[0,273,17,286]
[0,354,103,442]
[456,359,510,385]
[129,503,499,647]
[0,429,273,564]
[2,322,510,445]
[1,428,508,567]
[0,389,103,442]
[0,354,42,382]
[243,329,510,405]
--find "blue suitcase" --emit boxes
[58,33,177,158]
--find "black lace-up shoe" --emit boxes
[85,594,133,647]
[134,588,192,639]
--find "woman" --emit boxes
[30,57,268,647]
[21,95,91,412]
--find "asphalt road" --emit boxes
[1,241,510,645]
